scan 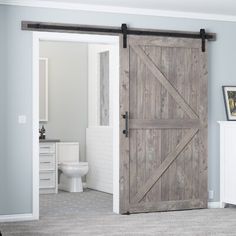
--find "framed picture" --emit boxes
[222,86,236,120]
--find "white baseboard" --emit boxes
[208,201,222,208]
[0,213,37,223]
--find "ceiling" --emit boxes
[38,0,236,16]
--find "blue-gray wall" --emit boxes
[0,4,234,214]
[0,6,7,213]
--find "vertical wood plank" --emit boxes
[143,46,162,202]
[191,134,199,199]
[129,130,137,203]
[119,35,130,214]
[137,130,146,203]
[166,47,177,201]
[137,45,146,203]
[187,49,200,200]
[177,48,190,201]
[198,44,208,206]
[129,46,138,204]
[160,47,170,202]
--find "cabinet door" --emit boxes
[39,172,56,189]
[223,125,236,204]
[39,154,56,171]
[39,143,56,154]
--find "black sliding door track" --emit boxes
[22,21,216,51]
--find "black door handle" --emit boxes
[122,111,129,138]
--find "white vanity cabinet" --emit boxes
[39,142,58,194]
[219,121,236,207]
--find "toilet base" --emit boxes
[58,173,83,192]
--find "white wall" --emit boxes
[88,44,118,127]
[39,41,88,162]
[86,43,119,212]
[86,127,113,194]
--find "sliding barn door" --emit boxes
[119,35,208,214]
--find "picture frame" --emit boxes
[222,86,236,121]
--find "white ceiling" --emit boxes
[38,0,236,15]
[1,0,236,21]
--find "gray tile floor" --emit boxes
[40,189,112,217]
[1,190,236,235]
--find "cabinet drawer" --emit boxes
[39,154,55,171]
[39,143,56,154]
[39,172,55,189]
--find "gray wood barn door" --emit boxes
[119,35,208,214]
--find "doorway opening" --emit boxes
[32,32,120,219]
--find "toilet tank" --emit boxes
[57,142,79,164]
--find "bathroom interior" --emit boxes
[38,39,119,216]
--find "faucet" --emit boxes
[39,125,46,140]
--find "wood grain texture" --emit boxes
[129,36,202,49]
[131,45,198,119]
[129,45,138,204]
[129,199,206,213]
[198,44,208,208]
[120,35,208,214]
[119,35,130,214]
[133,128,198,203]
[143,46,162,203]
[129,119,201,129]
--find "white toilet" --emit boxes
[57,142,88,192]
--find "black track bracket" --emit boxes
[200,29,206,52]
[121,23,128,48]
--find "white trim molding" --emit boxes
[208,202,223,209]
[32,32,40,221]
[0,30,120,223]
[0,202,222,222]
[0,214,37,223]
[1,0,236,22]
[218,121,236,209]
[32,32,120,219]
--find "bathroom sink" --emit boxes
[39,139,60,143]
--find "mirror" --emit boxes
[39,58,48,122]
[99,51,109,126]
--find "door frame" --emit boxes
[32,32,120,220]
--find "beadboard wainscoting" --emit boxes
[86,127,113,194]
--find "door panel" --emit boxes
[120,35,208,214]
